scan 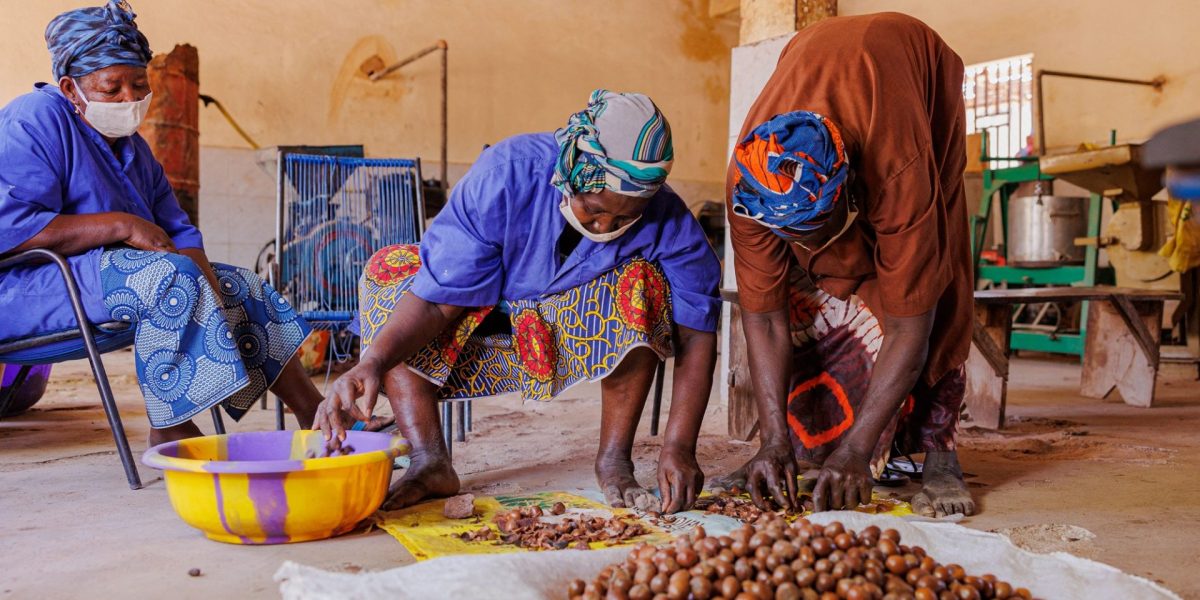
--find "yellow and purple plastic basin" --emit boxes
[142,430,408,544]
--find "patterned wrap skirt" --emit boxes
[358,244,674,400]
[785,269,964,478]
[99,249,309,428]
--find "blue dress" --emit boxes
[357,133,722,400]
[410,133,722,333]
[0,85,308,428]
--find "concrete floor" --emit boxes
[1,348,1198,599]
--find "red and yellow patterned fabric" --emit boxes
[358,244,674,400]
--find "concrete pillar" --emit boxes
[739,0,837,44]
[722,2,837,436]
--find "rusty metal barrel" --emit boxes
[140,44,200,225]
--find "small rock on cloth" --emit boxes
[442,494,476,519]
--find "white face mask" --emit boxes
[72,79,152,139]
[559,195,641,243]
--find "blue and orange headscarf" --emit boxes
[731,111,848,232]
[551,89,674,199]
[45,0,152,81]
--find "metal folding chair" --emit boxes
[437,359,668,460]
[0,248,227,490]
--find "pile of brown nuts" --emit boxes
[699,495,784,522]
[455,504,651,551]
[698,493,901,523]
[567,514,1034,600]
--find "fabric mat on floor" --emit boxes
[277,511,1179,600]
[373,490,911,560]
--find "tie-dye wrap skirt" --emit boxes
[357,244,674,400]
[784,269,964,478]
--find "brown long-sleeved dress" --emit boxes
[727,12,972,386]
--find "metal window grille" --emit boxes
[963,54,1035,168]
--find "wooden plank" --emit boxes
[963,304,1011,430]
[965,345,1006,429]
[1112,295,1160,365]
[975,304,1012,358]
[1080,299,1162,407]
[971,320,1009,378]
[974,286,1181,304]
[727,303,759,440]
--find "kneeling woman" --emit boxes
[318,90,721,514]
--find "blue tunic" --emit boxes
[0,84,202,342]
[412,133,722,333]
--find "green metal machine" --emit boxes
[969,132,1115,357]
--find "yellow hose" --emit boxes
[199,94,260,149]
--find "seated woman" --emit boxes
[317,90,721,514]
[0,1,321,445]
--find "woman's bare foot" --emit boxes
[910,450,976,518]
[381,451,460,510]
[148,420,202,447]
[596,454,657,511]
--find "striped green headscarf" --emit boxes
[551,89,674,198]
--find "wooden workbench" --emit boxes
[966,286,1183,429]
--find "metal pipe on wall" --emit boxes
[1035,69,1166,156]
[369,40,449,195]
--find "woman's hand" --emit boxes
[120,214,176,253]
[315,359,384,446]
[657,445,704,514]
[745,440,799,511]
[812,444,873,511]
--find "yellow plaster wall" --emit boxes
[840,0,1200,150]
[0,0,737,195]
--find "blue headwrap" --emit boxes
[45,0,152,81]
[730,111,848,232]
[551,89,674,198]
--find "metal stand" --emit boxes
[649,360,666,436]
[971,132,1113,357]
[454,401,466,442]
[211,408,226,435]
[441,401,454,459]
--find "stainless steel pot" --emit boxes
[1007,195,1089,267]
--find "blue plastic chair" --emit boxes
[0,249,228,490]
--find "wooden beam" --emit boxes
[1080,299,1165,408]
[709,0,740,19]
[739,0,798,45]
[964,304,1012,430]
[727,304,760,440]
[975,286,1181,304]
